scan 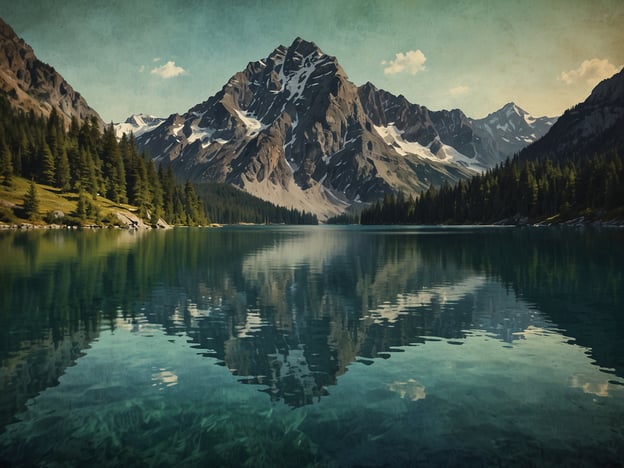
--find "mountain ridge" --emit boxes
[359,67,624,226]
[0,17,103,129]
[130,37,556,219]
[0,19,559,220]
[518,67,624,162]
[470,102,557,165]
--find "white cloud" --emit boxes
[560,58,622,86]
[153,57,161,62]
[139,65,145,73]
[151,61,186,79]
[449,85,470,96]
[382,50,427,75]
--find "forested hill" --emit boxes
[196,183,317,225]
[0,93,318,226]
[0,93,207,226]
[359,151,623,225]
[359,70,624,226]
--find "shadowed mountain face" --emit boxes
[134,38,555,219]
[519,67,624,163]
[0,18,103,129]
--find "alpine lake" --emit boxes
[1,225,623,467]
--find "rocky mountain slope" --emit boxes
[132,38,555,219]
[0,17,103,129]
[519,67,624,162]
[357,85,556,169]
[471,102,557,166]
[136,38,474,218]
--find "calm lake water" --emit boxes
[0,225,623,466]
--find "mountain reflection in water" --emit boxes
[2,226,622,409]
[1,226,623,466]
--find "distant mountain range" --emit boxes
[0,18,103,129]
[470,102,557,166]
[124,38,556,219]
[114,114,166,139]
[0,18,569,220]
[359,67,624,225]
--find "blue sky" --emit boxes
[2,0,623,122]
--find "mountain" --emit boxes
[357,86,555,169]
[357,82,488,169]
[519,67,624,162]
[134,38,556,219]
[360,68,624,225]
[471,102,557,166]
[134,39,476,219]
[0,17,103,129]
[114,114,166,139]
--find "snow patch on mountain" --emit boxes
[131,38,557,219]
[374,124,486,172]
[470,103,558,165]
[187,124,216,148]
[114,114,165,139]
[374,123,429,157]
[277,51,324,102]
[434,142,489,172]
[234,109,266,137]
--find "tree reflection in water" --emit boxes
[1,226,622,412]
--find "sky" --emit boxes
[1,0,623,123]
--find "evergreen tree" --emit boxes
[361,150,624,225]
[0,141,13,187]
[183,180,207,225]
[146,159,164,220]
[75,190,88,221]
[23,179,40,220]
[55,147,71,192]
[15,131,29,176]
[69,116,80,140]
[41,143,56,185]
[101,124,127,203]
[160,165,176,221]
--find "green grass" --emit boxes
[0,177,142,226]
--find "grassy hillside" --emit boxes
[0,177,146,227]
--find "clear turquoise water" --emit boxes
[0,226,623,466]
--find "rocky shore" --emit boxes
[0,210,172,230]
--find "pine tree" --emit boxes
[146,159,163,220]
[101,124,127,203]
[183,180,207,225]
[41,143,56,185]
[160,165,176,221]
[0,141,13,187]
[69,116,80,140]
[23,179,40,220]
[76,190,88,221]
[55,147,71,192]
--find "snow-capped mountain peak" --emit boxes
[470,103,557,164]
[114,114,166,139]
[131,38,559,219]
